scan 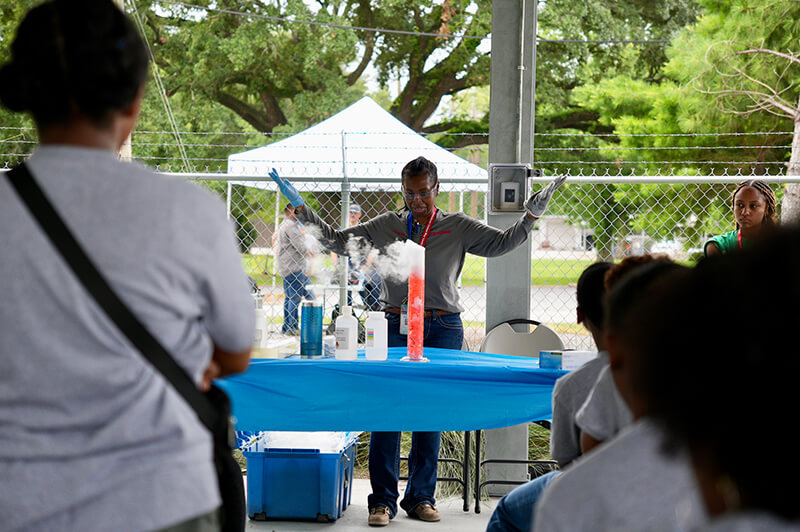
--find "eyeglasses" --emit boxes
[402,188,436,200]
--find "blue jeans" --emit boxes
[485,471,560,532]
[361,280,382,311]
[361,269,383,311]
[282,271,313,333]
[367,311,464,517]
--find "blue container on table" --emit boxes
[539,350,563,369]
[300,301,323,358]
[243,435,357,522]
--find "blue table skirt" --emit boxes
[217,347,567,432]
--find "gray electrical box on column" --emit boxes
[489,163,531,214]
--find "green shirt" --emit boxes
[704,230,751,256]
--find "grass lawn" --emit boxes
[242,253,595,287]
[242,254,277,287]
[459,257,595,286]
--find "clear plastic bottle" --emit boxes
[364,311,388,361]
[253,308,267,348]
[334,305,358,360]
[252,294,266,348]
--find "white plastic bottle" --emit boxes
[334,305,358,360]
[253,307,267,348]
[365,311,388,361]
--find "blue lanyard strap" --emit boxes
[407,207,437,247]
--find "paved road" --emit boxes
[457,285,576,325]
[261,285,576,324]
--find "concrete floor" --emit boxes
[243,478,499,531]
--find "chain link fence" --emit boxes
[182,171,793,352]
[3,125,794,352]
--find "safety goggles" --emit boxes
[402,188,436,200]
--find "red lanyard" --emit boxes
[737,229,743,251]
[407,207,437,248]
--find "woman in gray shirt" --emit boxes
[272,157,565,526]
[0,2,254,530]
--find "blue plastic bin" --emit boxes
[243,438,357,522]
[538,350,563,369]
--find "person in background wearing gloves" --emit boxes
[271,157,566,527]
[276,203,315,335]
[331,203,384,311]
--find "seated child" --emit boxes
[534,262,706,531]
[704,179,777,256]
[645,228,800,531]
[486,261,612,532]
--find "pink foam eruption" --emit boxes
[407,270,425,360]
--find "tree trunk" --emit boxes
[780,117,800,224]
[592,184,619,262]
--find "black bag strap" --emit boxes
[6,163,217,430]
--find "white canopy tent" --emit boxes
[227,97,489,295]
[227,96,488,192]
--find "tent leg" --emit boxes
[273,191,280,288]
[226,181,232,220]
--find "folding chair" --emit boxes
[479,318,563,358]
[473,318,564,512]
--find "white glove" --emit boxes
[524,175,567,218]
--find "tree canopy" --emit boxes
[132,0,493,136]
[5,0,800,250]
[557,0,800,253]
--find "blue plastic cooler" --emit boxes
[243,435,357,522]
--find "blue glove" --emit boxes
[269,168,304,207]
[524,175,567,218]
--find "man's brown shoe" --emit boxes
[408,503,441,522]
[368,506,391,527]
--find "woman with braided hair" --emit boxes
[704,180,778,256]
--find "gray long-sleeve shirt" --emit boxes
[276,217,307,277]
[298,207,536,313]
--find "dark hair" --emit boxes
[604,254,671,291]
[576,261,612,329]
[732,180,778,229]
[0,0,149,126]
[401,157,439,187]
[604,260,684,339]
[640,227,800,519]
[602,260,688,429]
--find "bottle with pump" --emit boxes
[334,305,358,360]
[365,311,388,360]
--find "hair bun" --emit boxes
[0,62,33,112]
[1,0,148,126]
